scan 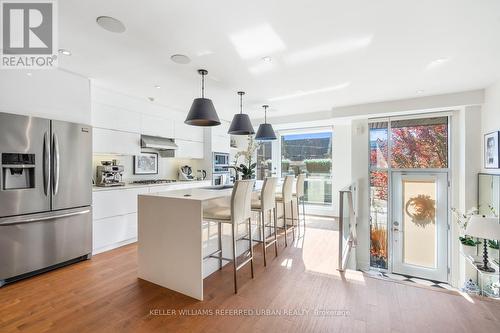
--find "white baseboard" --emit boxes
[92,237,137,255]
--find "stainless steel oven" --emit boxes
[212,172,230,186]
[212,152,229,173]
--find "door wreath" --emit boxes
[405,194,436,227]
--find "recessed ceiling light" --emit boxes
[58,49,71,56]
[154,85,161,89]
[96,16,126,33]
[262,56,272,62]
[170,54,191,64]
[416,90,424,94]
[26,72,32,76]
[229,24,286,59]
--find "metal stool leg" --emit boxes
[232,222,238,294]
[248,218,254,278]
[273,207,278,256]
[261,210,267,266]
[283,201,288,247]
[302,197,306,235]
[218,222,222,270]
[290,200,295,242]
[297,197,301,235]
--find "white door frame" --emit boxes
[391,170,449,282]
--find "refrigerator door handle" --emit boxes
[43,131,50,196]
[0,208,90,226]
[52,132,60,195]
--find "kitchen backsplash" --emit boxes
[92,153,205,183]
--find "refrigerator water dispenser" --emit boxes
[1,153,35,190]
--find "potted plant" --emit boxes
[451,207,481,258]
[233,136,260,180]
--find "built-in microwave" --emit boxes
[212,152,229,173]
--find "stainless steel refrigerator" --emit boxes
[0,112,92,287]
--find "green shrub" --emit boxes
[281,159,291,172]
[304,159,331,173]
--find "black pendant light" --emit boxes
[185,69,221,127]
[255,105,277,140]
[228,91,255,135]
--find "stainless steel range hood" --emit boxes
[141,135,178,157]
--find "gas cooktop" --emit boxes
[131,179,177,185]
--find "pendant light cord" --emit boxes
[201,72,205,98]
[240,93,243,114]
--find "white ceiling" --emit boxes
[58,0,500,120]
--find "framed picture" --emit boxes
[134,152,158,174]
[484,131,500,169]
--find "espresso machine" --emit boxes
[96,161,125,187]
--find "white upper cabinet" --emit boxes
[174,121,204,142]
[212,135,230,153]
[204,120,231,153]
[92,102,141,133]
[212,120,230,138]
[176,139,204,159]
[93,128,141,155]
[140,114,175,138]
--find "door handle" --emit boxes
[43,131,50,196]
[52,132,60,195]
[0,208,90,226]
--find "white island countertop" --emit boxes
[143,187,233,201]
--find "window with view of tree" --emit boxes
[281,131,332,206]
[369,117,449,269]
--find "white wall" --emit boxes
[481,81,500,174]
[332,122,352,216]
[350,119,370,270]
[0,69,91,124]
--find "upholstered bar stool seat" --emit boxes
[251,200,261,209]
[203,207,231,221]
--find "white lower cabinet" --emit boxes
[93,213,137,254]
[92,181,211,254]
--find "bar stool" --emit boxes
[203,180,255,294]
[251,177,279,266]
[275,175,295,247]
[294,173,306,235]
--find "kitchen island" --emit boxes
[137,188,237,301]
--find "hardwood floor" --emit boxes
[1,216,499,333]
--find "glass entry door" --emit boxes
[391,172,448,282]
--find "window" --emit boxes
[256,141,273,180]
[281,131,332,206]
[369,121,389,268]
[390,117,448,169]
